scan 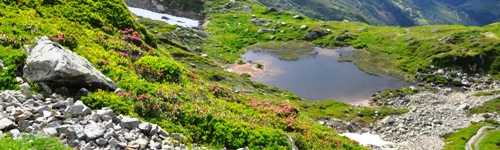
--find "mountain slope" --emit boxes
[258,0,500,26]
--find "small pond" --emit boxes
[240,46,409,104]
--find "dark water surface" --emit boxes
[243,47,409,104]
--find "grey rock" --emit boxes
[84,123,105,140]
[251,18,270,26]
[95,108,114,121]
[95,138,107,146]
[149,140,161,149]
[130,138,148,149]
[57,125,77,139]
[43,127,58,136]
[293,15,303,19]
[138,123,152,133]
[23,36,116,91]
[9,129,21,138]
[0,118,15,130]
[65,101,91,116]
[19,83,32,98]
[120,116,140,129]
[304,30,329,40]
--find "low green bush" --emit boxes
[81,91,134,115]
[135,56,184,83]
[174,113,290,149]
[0,46,26,90]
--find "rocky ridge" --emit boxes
[0,89,197,150]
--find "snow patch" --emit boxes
[127,7,199,28]
[341,132,395,149]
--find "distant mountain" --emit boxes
[258,0,500,26]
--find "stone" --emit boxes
[138,123,152,133]
[304,30,329,40]
[96,108,114,121]
[293,15,303,19]
[23,36,116,91]
[19,83,32,98]
[0,118,16,130]
[149,140,161,149]
[43,127,58,136]
[130,138,148,149]
[250,18,270,26]
[14,110,32,121]
[457,104,470,110]
[9,129,21,138]
[120,116,140,129]
[84,123,105,140]
[35,105,49,114]
[108,138,119,147]
[65,101,91,116]
[95,138,107,146]
[300,25,308,30]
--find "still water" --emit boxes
[243,47,409,104]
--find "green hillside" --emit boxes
[0,0,498,149]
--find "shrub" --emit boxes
[175,113,290,149]
[0,47,26,90]
[134,96,170,118]
[81,91,134,115]
[50,33,78,50]
[135,56,184,82]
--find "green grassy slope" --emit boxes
[478,129,500,150]
[442,121,498,150]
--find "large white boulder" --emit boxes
[23,37,116,91]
